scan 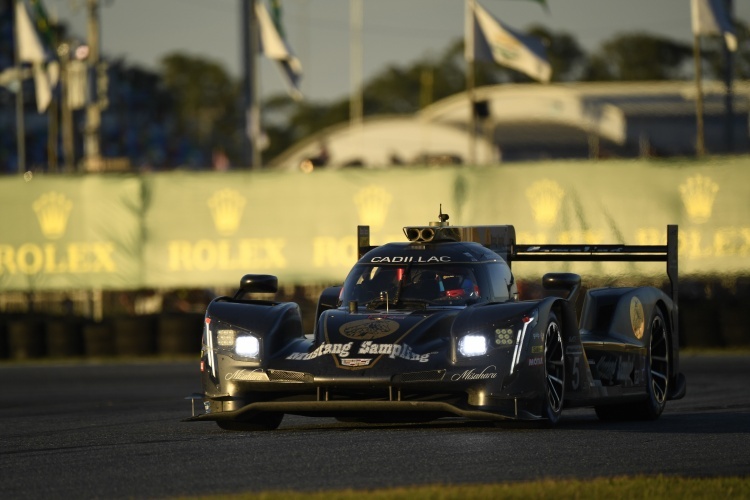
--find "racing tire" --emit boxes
[541,311,565,425]
[216,412,284,431]
[595,307,670,421]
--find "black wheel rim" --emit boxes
[650,314,669,404]
[545,321,565,413]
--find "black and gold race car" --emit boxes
[185,212,686,430]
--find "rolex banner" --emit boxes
[1,158,749,292]
[0,176,142,291]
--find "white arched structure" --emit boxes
[268,81,750,169]
[268,115,497,171]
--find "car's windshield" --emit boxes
[341,263,483,308]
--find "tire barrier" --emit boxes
[0,313,207,360]
[83,321,115,358]
[0,290,747,361]
[113,315,158,357]
[0,319,7,359]
[679,300,720,348]
[7,318,46,360]
[46,318,84,358]
[157,313,203,355]
[719,301,750,347]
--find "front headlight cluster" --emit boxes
[208,319,260,360]
[457,309,539,359]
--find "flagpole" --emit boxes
[13,0,27,174]
[692,33,706,157]
[350,0,363,130]
[466,0,476,166]
[241,0,260,169]
[723,0,734,152]
[83,0,102,172]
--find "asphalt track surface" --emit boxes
[1,353,748,499]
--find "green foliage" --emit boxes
[144,26,743,165]
[527,24,587,82]
[583,33,693,81]
[703,19,750,79]
[180,475,750,500]
[160,53,241,160]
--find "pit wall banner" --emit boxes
[1,157,748,292]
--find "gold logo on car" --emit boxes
[630,296,645,340]
[339,319,399,340]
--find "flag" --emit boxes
[15,0,47,64]
[691,0,737,52]
[30,0,55,48]
[32,62,52,113]
[256,0,303,100]
[270,0,284,38]
[466,1,551,83]
[15,0,52,112]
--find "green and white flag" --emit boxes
[466,0,551,83]
[691,0,736,51]
[14,0,52,112]
[256,0,303,100]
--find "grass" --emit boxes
[182,476,750,500]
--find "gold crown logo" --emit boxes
[33,191,72,239]
[354,186,392,232]
[525,179,564,228]
[207,189,246,236]
[679,175,718,224]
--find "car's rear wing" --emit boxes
[357,223,678,306]
[511,225,679,309]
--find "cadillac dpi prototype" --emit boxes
[186,214,686,430]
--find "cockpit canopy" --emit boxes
[341,251,516,309]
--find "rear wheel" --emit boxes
[216,412,284,431]
[542,312,565,424]
[595,307,670,421]
[636,307,670,419]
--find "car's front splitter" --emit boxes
[182,399,545,423]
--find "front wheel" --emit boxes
[216,412,284,431]
[542,312,565,425]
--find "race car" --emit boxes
[185,212,686,430]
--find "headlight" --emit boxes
[458,334,488,357]
[207,319,261,360]
[493,328,516,346]
[217,329,235,347]
[235,335,260,358]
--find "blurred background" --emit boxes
[1,0,749,358]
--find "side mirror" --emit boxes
[234,274,278,299]
[542,273,581,303]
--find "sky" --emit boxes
[48,0,750,103]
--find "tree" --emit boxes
[160,53,240,165]
[527,25,588,82]
[703,19,750,80]
[583,33,693,81]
